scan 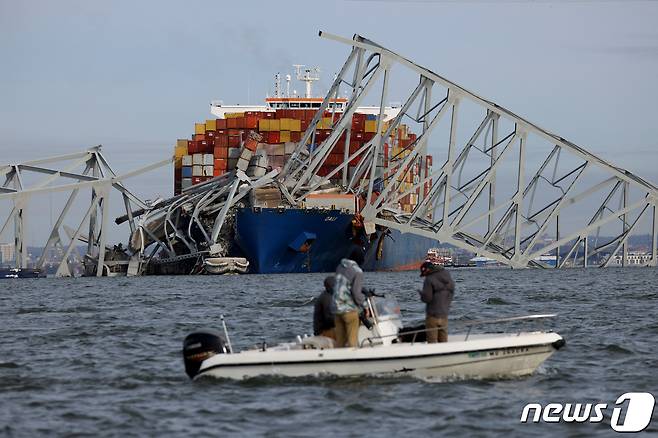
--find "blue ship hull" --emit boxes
[233,208,436,274]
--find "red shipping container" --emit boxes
[426,155,433,167]
[349,140,362,154]
[267,131,280,143]
[235,117,246,129]
[245,138,258,152]
[227,118,238,129]
[205,131,216,139]
[192,176,204,185]
[214,146,228,159]
[193,134,205,141]
[300,120,309,131]
[363,132,376,142]
[213,168,223,177]
[214,135,228,148]
[353,132,364,141]
[332,142,345,154]
[200,140,212,153]
[216,119,227,130]
[263,111,275,119]
[188,141,200,154]
[227,129,241,136]
[291,131,301,142]
[275,109,285,119]
[228,136,240,148]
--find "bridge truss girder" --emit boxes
[0,146,170,276]
[281,32,658,268]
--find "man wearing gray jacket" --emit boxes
[419,261,455,343]
[333,248,366,348]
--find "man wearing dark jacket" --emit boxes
[314,275,337,339]
[419,261,455,343]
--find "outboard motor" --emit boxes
[182,330,228,379]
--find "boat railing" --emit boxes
[359,313,557,347]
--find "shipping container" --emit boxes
[192,153,204,165]
[206,119,217,131]
[192,165,203,176]
[182,166,193,178]
[195,123,206,135]
[216,118,227,130]
[182,155,193,167]
[259,119,270,132]
[214,146,228,159]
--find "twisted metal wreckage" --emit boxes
[2,32,657,276]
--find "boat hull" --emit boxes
[233,207,435,273]
[195,332,563,381]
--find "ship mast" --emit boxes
[293,64,320,98]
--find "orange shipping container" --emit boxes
[193,134,205,141]
[216,119,227,130]
[214,146,228,159]
[214,158,227,171]
[245,114,259,129]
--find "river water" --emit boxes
[1,268,656,437]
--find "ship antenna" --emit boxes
[274,73,281,98]
[285,74,291,98]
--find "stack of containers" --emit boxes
[172,109,431,201]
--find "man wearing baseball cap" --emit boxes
[419,261,455,343]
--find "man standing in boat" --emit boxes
[313,275,337,340]
[333,247,366,348]
[419,261,455,343]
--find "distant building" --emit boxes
[0,243,15,264]
[609,252,652,266]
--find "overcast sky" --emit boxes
[1,0,657,245]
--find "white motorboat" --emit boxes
[183,295,565,381]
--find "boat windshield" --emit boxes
[372,295,401,319]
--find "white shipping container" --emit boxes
[192,165,204,176]
[240,148,254,162]
[203,165,214,176]
[182,155,193,166]
[192,153,203,165]
[203,154,214,165]
[237,157,250,172]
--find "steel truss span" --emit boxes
[281,32,658,268]
[0,146,170,276]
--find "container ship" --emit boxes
[158,67,437,274]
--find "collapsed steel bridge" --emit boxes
[280,32,658,268]
[2,32,657,275]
